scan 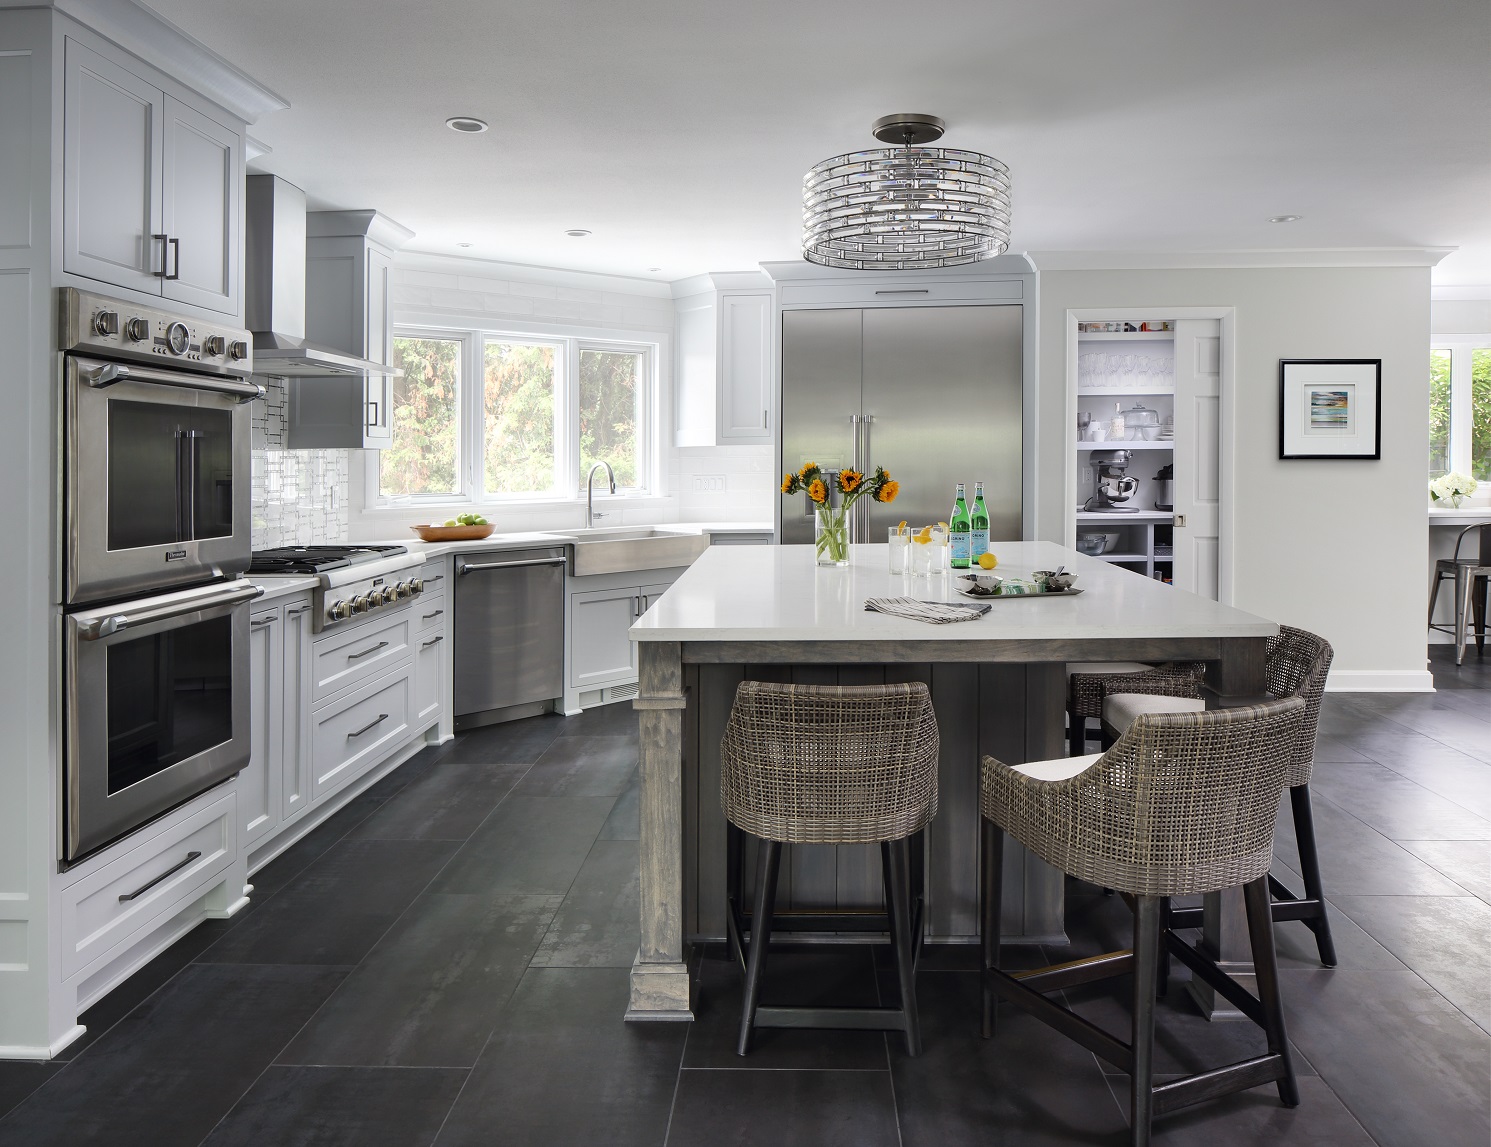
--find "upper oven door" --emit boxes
[64,579,261,863]
[64,356,263,606]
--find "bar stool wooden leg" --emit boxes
[885,837,922,1056]
[980,818,1004,1039]
[1069,712,1087,757]
[737,839,781,1056]
[1289,785,1337,967]
[1244,875,1300,1107]
[1130,896,1162,1147]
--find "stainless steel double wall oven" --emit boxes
[60,288,264,863]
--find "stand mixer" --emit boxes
[1083,450,1140,512]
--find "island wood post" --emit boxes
[627,640,693,1020]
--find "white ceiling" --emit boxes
[147,0,1491,286]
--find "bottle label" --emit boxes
[951,532,971,565]
[971,529,988,558]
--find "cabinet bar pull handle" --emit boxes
[152,233,168,277]
[425,575,444,583]
[421,636,443,648]
[421,609,444,621]
[285,606,311,617]
[166,237,180,281]
[874,288,929,295]
[346,640,389,661]
[347,713,389,739]
[118,851,201,902]
[250,615,278,628]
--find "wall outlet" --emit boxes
[692,474,726,492]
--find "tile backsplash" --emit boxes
[251,377,351,549]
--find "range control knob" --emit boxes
[351,593,374,614]
[228,339,250,361]
[370,588,391,607]
[93,310,120,336]
[203,334,226,356]
[125,317,151,342]
[408,578,424,594]
[328,600,352,621]
[396,581,415,599]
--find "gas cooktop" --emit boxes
[249,544,407,575]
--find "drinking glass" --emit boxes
[928,525,948,574]
[888,527,909,574]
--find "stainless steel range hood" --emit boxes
[246,175,400,379]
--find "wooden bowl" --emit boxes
[410,523,496,542]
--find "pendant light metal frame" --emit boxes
[803,113,1011,271]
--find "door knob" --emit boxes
[1174,514,1187,528]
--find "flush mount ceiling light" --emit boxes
[565,229,592,238]
[802,113,1011,270]
[1269,214,1303,223]
[445,116,488,134]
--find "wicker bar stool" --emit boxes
[1104,625,1338,967]
[721,680,939,1056]
[980,699,1306,1146]
[1067,661,1206,755]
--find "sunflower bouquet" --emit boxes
[781,462,899,565]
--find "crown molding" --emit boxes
[48,0,288,123]
[308,209,415,252]
[1026,248,1454,271]
[394,250,674,299]
[761,252,1037,281]
[1432,283,1491,302]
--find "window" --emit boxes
[1430,340,1491,486]
[374,327,657,505]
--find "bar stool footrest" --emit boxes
[1152,1053,1290,1116]
[753,1005,911,1033]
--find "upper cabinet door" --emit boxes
[717,291,774,443]
[161,95,241,315]
[63,38,165,294]
[362,245,394,447]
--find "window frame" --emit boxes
[1430,335,1491,496]
[367,321,661,510]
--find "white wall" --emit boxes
[1038,267,1433,690]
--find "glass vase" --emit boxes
[814,506,850,566]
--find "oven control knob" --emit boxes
[165,321,190,355]
[328,600,352,621]
[125,317,151,342]
[93,310,120,336]
[228,339,249,361]
[203,334,226,357]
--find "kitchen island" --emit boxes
[626,542,1278,1020]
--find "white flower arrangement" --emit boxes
[1429,472,1479,505]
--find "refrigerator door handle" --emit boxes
[848,415,861,542]
[859,415,875,542]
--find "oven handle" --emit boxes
[78,582,264,640]
[83,362,266,405]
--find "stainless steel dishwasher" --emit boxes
[453,545,566,730]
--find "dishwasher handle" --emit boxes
[457,557,568,575]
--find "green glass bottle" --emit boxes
[971,481,990,560]
[949,483,971,569]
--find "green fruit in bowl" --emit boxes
[443,519,458,527]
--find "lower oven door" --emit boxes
[63,580,261,864]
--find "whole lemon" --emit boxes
[978,552,998,570]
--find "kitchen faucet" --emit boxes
[585,461,616,528]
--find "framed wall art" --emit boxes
[1278,359,1382,460]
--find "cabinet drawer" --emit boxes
[311,667,411,800]
[312,610,411,702]
[61,791,236,980]
[778,279,1023,308]
[413,592,447,636]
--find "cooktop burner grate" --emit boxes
[249,544,407,575]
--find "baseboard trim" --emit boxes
[0,1025,86,1061]
[1325,669,1436,693]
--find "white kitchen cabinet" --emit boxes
[288,211,411,449]
[311,667,412,800]
[279,599,314,827]
[61,36,242,315]
[675,273,776,447]
[414,628,445,725]
[242,605,283,847]
[160,95,241,315]
[570,586,644,691]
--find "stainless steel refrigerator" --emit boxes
[778,305,1024,544]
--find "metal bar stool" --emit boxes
[1104,625,1338,967]
[721,680,939,1057]
[1428,522,1491,664]
[1067,661,1206,755]
[980,699,1306,1147]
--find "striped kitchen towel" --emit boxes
[864,597,992,624]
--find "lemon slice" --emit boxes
[897,520,908,537]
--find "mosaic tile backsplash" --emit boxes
[251,377,351,549]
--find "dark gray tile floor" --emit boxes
[1,650,1488,1146]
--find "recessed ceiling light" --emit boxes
[648,266,662,272]
[565,229,592,238]
[446,116,488,134]
[457,242,473,248]
[1269,214,1303,223]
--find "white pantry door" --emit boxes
[1171,319,1222,599]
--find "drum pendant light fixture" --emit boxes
[802,113,1011,270]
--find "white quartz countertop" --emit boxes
[367,522,772,561]
[629,542,1277,644]
[247,574,321,603]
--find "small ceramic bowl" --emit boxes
[1034,570,1078,592]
